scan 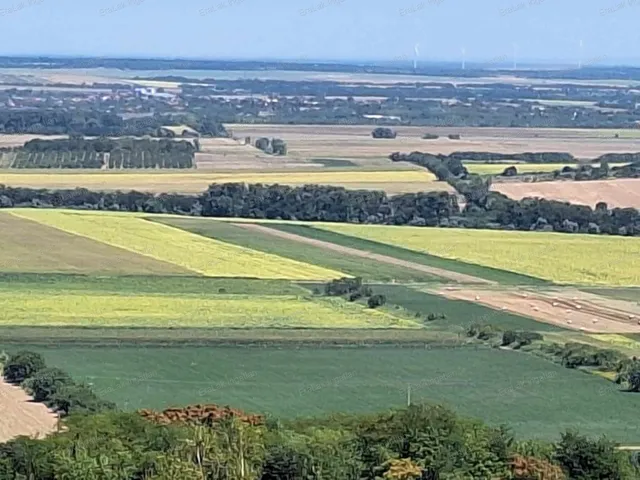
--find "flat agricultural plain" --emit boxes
[1,209,640,442]
[226,124,640,160]
[7,344,639,442]
[0,169,442,195]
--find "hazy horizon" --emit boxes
[0,0,638,66]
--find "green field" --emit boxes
[8,344,639,442]
[267,224,547,285]
[155,217,436,282]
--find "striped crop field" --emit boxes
[465,163,628,175]
[0,290,412,328]
[0,212,188,276]
[11,210,344,280]
[0,170,437,194]
[314,224,640,286]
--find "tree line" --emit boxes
[3,137,196,169]
[390,151,640,235]
[0,181,638,235]
[0,110,229,137]
[0,349,637,479]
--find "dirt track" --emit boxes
[436,287,640,333]
[236,223,494,284]
[0,380,58,442]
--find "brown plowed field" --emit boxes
[436,287,640,333]
[0,380,58,442]
[235,223,494,284]
[493,179,640,209]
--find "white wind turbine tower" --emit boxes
[413,43,420,71]
[578,39,584,69]
[512,43,518,70]
[461,46,466,70]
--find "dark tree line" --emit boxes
[0,110,228,137]
[5,136,196,169]
[390,151,640,235]
[0,181,638,235]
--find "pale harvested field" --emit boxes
[494,179,640,209]
[0,134,65,148]
[435,287,640,334]
[227,125,640,160]
[0,170,443,195]
[0,212,188,275]
[0,379,58,442]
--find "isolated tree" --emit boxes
[502,166,518,176]
[372,127,397,139]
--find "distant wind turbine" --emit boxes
[461,47,466,70]
[578,39,584,69]
[414,43,420,71]
[512,43,518,70]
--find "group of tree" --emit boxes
[470,325,640,394]
[0,391,636,478]
[4,136,196,169]
[3,350,114,417]
[323,277,386,308]
[254,137,287,155]
[0,179,638,235]
[371,127,397,139]
[390,151,640,235]
[0,110,229,137]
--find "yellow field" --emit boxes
[0,291,412,328]
[317,224,640,286]
[0,170,436,194]
[589,334,640,351]
[11,210,344,280]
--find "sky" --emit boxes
[0,0,639,65]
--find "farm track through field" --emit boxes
[436,287,640,333]
[235,223,495,285]
[0,379,58,442]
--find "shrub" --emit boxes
[372,127,397,139]
[3,351,46,384]
[22,368,72,403]
[422,133,439,140]
[367,294,387,309]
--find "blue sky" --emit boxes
[0,0,638,64]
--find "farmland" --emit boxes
[0,290,409,328]
[0,212,187,275]
[3,343,638,442]
[226,124,640,160]
[313,223,640,286]
[11,210,343,280]
[0,169,442,195]
[493,178,640,209]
